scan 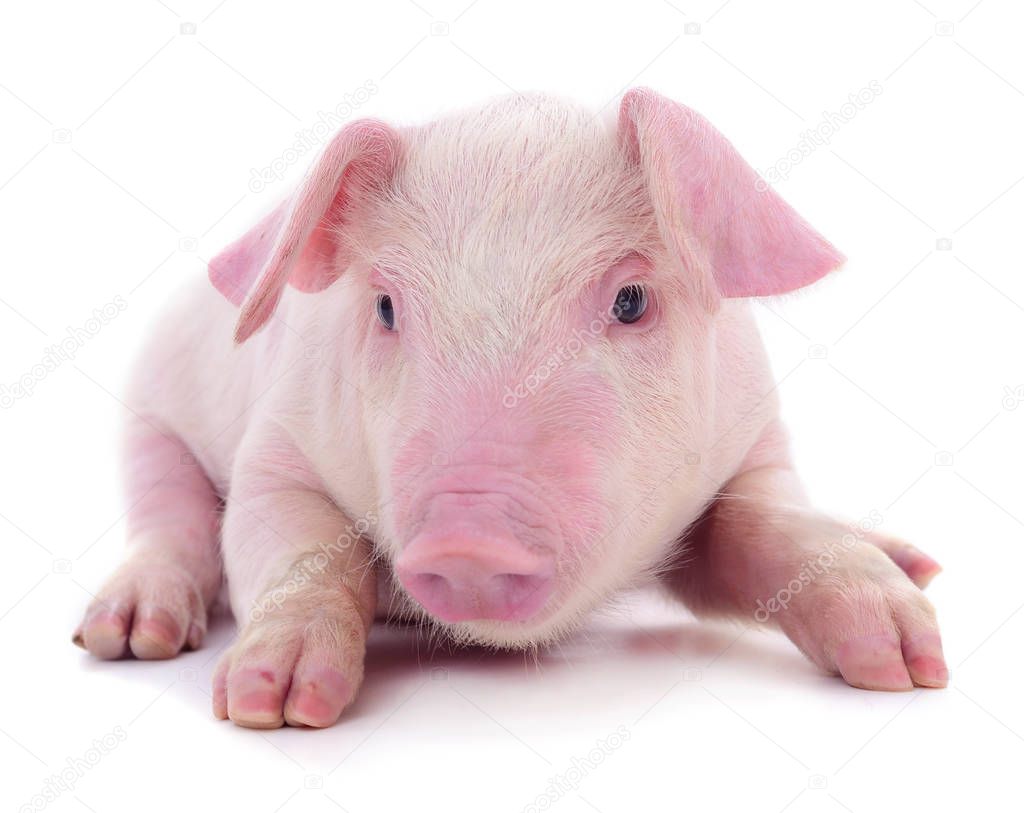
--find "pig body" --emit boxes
[75,90,947,728]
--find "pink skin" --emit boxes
[75,89,947,729]
[385,372,613,626]
[665,425,947,691]
[73,416,221,659]
[618,88,845,301]
[210,427,378,728]
[395,505,558,622]
[210,119,400,342]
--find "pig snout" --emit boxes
[396,529,555,622]
[393,484,561,623]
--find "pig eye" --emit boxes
[376,294,395,330]
[613,284,648,324]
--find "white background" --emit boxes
[2,1,1023,811]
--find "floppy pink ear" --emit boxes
[618,88,844,303]
[209,119,400,343]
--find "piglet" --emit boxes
[74,88,947,728]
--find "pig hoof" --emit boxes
[868,535,943,589]
[834,629,948,691]
[782,551,948,691]
[74,560,207,660]
[213,612,364,729]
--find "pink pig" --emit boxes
[74,88,947,728]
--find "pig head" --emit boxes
[208,88,843,647]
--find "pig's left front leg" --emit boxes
[663,460,948,690]
[212,432,377,729]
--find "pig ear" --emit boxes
[209,119,399,343]
[618,88,844,303]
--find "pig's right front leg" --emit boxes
[213,436,376,729]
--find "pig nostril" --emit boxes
[405,572,451,601]
[397,550,555,622]
[494,573,546,605]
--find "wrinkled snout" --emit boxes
[396,527,555,622]
[391,430,583,625]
